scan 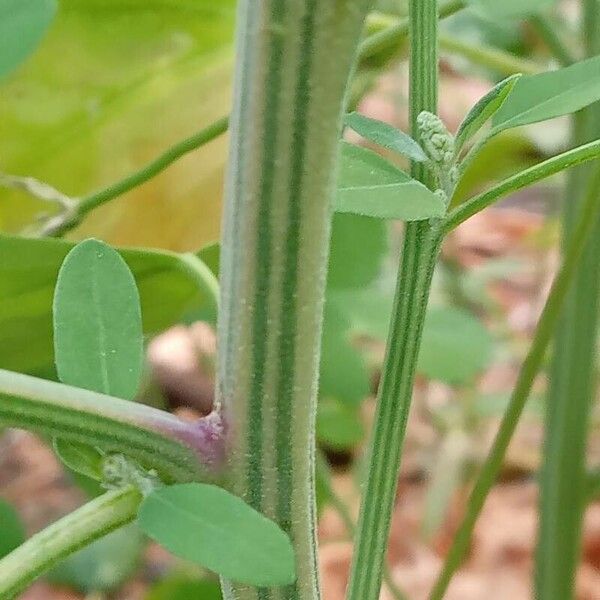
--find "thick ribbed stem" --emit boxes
[216,2,371,599]
[536,1,600,597]
[346,3,440,600]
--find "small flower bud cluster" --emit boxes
[416,111,455,167]
[102,454,161,496]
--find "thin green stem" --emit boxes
[217,2,371,599]
[0,368,224,483]
[315,453,407,600]
[346,2,440,600]
[429,163,600,600]
[0,486,142,599]
[529,14,575,66]
[44,117,229,237]
[536,2,600,596]
[439,33,539,76]
[358,0,465,62]
[445,138,600,232]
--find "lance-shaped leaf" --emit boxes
[53,239,143,400]
[344,112,428,162]
[493,55,600,133]
[138,483,296,586]
[0,0,57,80]
[336,143,445,221]
[455,74,522,153]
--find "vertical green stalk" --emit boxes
[216,2,371,599]
[536,2,600,597]
[346,3,441,600]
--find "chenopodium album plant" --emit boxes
[3,0,600,599]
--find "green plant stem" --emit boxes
[0,486,142,599]
[445,138,600,232]
[0,368,223,483]
[439,33,539,76]
[536,1,600,597]
[315,453,407,600]
[529,14,575,66]
[429,162,600,600]
[216,2,371,600]
[346,2,440,600]
[44,116,229,237]
[358,0,465,62]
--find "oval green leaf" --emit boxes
[53,438,104,482]
[344,112,428,162]
[336,143,445,221]
[137,483,296,586]
[418,307,494,384]
[455,74,522,153]
[0,0,57,80]
[0,233,218,376]
[0,500,26,559]
[53,239,143,399]
[492,55,600,133]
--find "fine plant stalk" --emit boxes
[216,2,371,600]
[430,162,600,600]
[0,369,224,483]
[44,117,229,237]
[0,486,142,599]
[346,2,441,600]
[445,138,600,232]
[315,453,407,600]
[358,0,465,61]
[536,1,600,596]
[438,33,539,76]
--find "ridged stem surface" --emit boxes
[216,2,371,599]
[0,486,142,599]
[346,2,440,600]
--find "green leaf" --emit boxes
[137,484,295,586]
[53,239,143,399]
[469,0,555,18]
[0,500,26,559]
[317,398,364,450]
[455,74,522,153]
[47,524,144,592]
[344,112,428,162]
[53,438,104,481]
[336,143,445,221]
[493,55,600,132]
[0,234,217,375]
[0,0,57,80]
[146,575,222,600]
[418,307,494,384]
[0,1,234,248]
[320,305,370,406]
[327,213,388,290]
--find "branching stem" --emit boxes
[346,2,440,599]
[430,163,600,600]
